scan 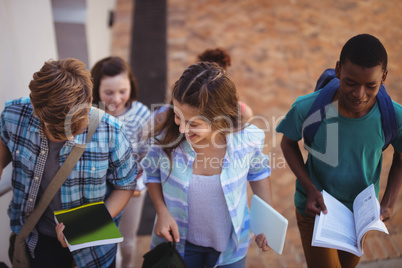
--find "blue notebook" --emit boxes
[249,195,288,254]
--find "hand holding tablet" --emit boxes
[249,195,288,254]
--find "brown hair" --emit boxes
[29,58,93,140]
[197,48,231,70]
[152,62,243,162]
[91,56,138,107]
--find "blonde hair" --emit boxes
[29,58,93,140]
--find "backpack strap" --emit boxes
[377,85,398,150]
[304,69,398,150]
[314,68,336,92]
[303,78,338,147]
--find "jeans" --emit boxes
[184,241,246,268]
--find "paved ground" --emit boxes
[111,0,402,267]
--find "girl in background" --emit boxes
[91,56,150,268]
[141,62,272,267]
[197,48,254,121]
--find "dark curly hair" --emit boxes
[197,48,231,70]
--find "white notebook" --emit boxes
[249,195,288,254]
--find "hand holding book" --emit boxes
[55,222,68,248]
[54,201,123,251]
[312,184,388,257]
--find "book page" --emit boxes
[353,184,388,246]
[353,184,378,237]
[315,190,357,249]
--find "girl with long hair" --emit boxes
[141,62,273,267]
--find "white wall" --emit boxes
[0,191,12,265]
[0,0,58,113]
[0,1,58,265]
[0,0,115,112]
[86,0,116,68]
[52,0,116,69]
[0,0,115,265]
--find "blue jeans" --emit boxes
[184,241,246,268]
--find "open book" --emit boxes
[54,201,123,251]
[312,184,388,256]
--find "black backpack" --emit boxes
[142,239,187,268]
[302,68,398,150]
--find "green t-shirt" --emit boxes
[276,90,402,215]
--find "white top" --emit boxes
[187,174,232,252]
[116,101,150,190]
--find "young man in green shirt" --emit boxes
[276,34,402,267]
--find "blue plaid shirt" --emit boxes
[0,97,138,268]
[141,124,271,266]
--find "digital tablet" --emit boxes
[249,194,288,254]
